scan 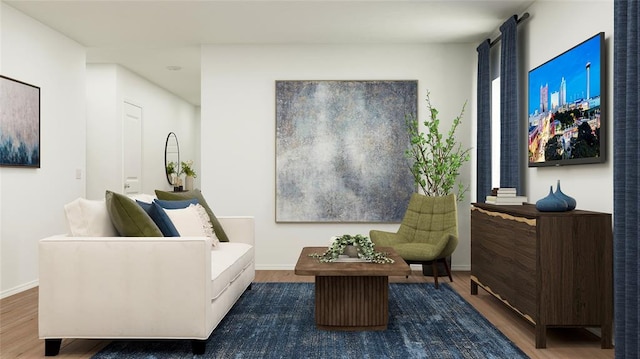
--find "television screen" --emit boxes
[527,32,605,167]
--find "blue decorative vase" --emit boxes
[554,180,576,210]
[536,186,569,212]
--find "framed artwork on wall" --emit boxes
[0,75,41,168]
[275,80,417,223]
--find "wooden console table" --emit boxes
[470,203,613,349]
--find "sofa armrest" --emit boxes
[39,236,213,339]
[217,216,254,246]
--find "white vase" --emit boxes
[185,176,194,191]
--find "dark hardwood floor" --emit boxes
[0,270,613,358]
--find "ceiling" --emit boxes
[4,0,534,106]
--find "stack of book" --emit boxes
[485,187,528,205]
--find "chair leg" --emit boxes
[442,257,453,282]
[432,261,439,289]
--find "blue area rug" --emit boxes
[93,282,529,359]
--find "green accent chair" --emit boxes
[369,193,458,288]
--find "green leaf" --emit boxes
[404,90,472,201]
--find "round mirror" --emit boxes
[164,132,180,186]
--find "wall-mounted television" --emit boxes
[528,32,605,167]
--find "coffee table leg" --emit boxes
[315,276,388,330]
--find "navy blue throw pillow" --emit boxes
[136,200,180,237]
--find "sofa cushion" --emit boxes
[155,189,229,242]
[210,242,254,300]
[127,193,157,203]
[138,198,200,237]
[105,190,163,237]
[154,198,199,209]
[136,200,180,237]
[134,198,199,237]
[64,198,118,237]
[163,204,220,247]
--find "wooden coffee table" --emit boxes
[294,246,410,331]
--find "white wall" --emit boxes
[201,44,475,270]
[86,65,119,199]
[86,64,200,200]
[1,3,86,297]
[1,5,199,297]
[119,66,200,194]
[521,0,614,213]
[2,1,610,297]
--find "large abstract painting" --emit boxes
[276,80,417,222]
[0,75,40,168]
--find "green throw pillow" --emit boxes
[105,190,163,237]
[154,189,230,242]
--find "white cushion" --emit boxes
[163,204,220,246]
[210,242,254,300]
[64,198,118,237]
[127,193,156,203]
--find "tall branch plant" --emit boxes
[405,92,471,201]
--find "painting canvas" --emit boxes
[0,75,41,167]
[276,80,417,222]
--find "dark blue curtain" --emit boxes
[614,0,640,356]
[499,16,522,192]
[476,40,492,201]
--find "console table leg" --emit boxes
[601,322,613,349]
[470,279,478,295]
[535,324,547,349]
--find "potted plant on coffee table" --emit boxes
[309,234,395,264]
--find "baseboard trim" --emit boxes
[255,264,471,271]
[256,264,297,270]
[0,266,472,297]
[409,264,470,271]
[451,264,470,271]
[1,280,38,299]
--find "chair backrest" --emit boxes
[397,193,458,245]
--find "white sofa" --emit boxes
[38,216,255,356]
